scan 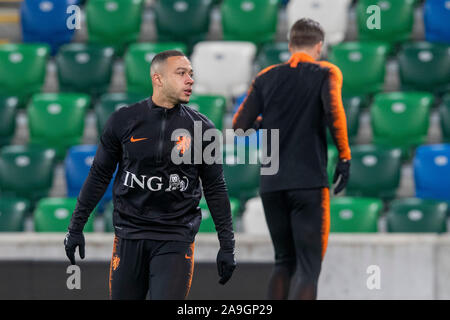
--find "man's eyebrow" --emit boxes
[175,67,194,72]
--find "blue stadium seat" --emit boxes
[65,145,115,211]
[20,0,80,55]
[414,144,450,201]
[424,0,450,44]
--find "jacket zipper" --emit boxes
[157,109,167,162]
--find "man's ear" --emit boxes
[288,43,294,54]
[315,41,323,59]
[152,73,163,87]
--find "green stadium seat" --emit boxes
[55,43,115,99]
[125,42,187,96]
[440,94,450,143]
[327,95,363,144]
[86,0,144,55]
[346,145,402,200]
[27,93,90,160]
[371,92,433,158]
[0,43,49,108]
[398,42,450,95]
[103,201,114,232]
[188,94,227,131]
[222,144,260,213]
[356,0,416,44]
[387,198,448,233]
[95,92,148,134]
[330,197,383,233]
[0,197,30,232]
[221,0,279,45]
[0,145,56,207]
[256,42,290,70]
[0,96,19,147]
[328,42,389,96]
[153,0,213,50]
[198,197,240,232]
[327,145,338,188]
[34,197,95,232]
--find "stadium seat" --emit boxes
[27,93,90,160]
[414,144,450,201]
[188,94,227,131]
[125,42,187,96]
[440,94,450,142]
[328,42,389,96]
[327,95,363,144]
[356,0,416,44]
[221,0,279,45]
[153,0,213,50]
[34,197,95,232]
[387,198,448,233]
[65,145,115,211]
[55,43,115,99]
[198,197,240,232]
[0,96,19,147]
[397,42,450,95]
[346,145,402,200]
[103,201,114,232]
[371,92,434,157]
[0,43,50,108]
[327,145,338,188]
[330,197,383,233]
[424,0,450,44]
[222,144,260,213]
[191,41,257,98]
[20,0,80,55]
[0,197,30,232]
[0,145,56,207]
[95,92,148,133]
[287,0,351,45]
[86,0,145,55]
[256,42,290,70]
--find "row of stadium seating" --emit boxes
[0,143,449,214]
[1,40,450,110]
[1,194,449,233]
[1,91,449,159]
[18,0,450,55]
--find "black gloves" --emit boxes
[64,230,85,265]
[216,247,236,285]
[333,159,351,195]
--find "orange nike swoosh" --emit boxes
[130,136,148,143]
[185,254,192,260]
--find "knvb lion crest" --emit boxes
[175,135,191,156]
[112,254,120,271]
[165,174,189,192]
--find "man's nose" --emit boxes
[186,74,194,85]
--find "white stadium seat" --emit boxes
[241,197,271,236]
[191,41,257,98]
[286,0,351,45]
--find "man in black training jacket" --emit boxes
[64,50,236,300]
[233,19,351,300]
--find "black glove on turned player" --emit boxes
[333,159,351,195]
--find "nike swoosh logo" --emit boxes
[130,136,148,143]
[185,254,192,260]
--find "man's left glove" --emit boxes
[64,230,85,265]
[216,247,236,285]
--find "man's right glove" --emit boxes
[216,247,236,285]
[64,230,85,265]
[333,159,351,195]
